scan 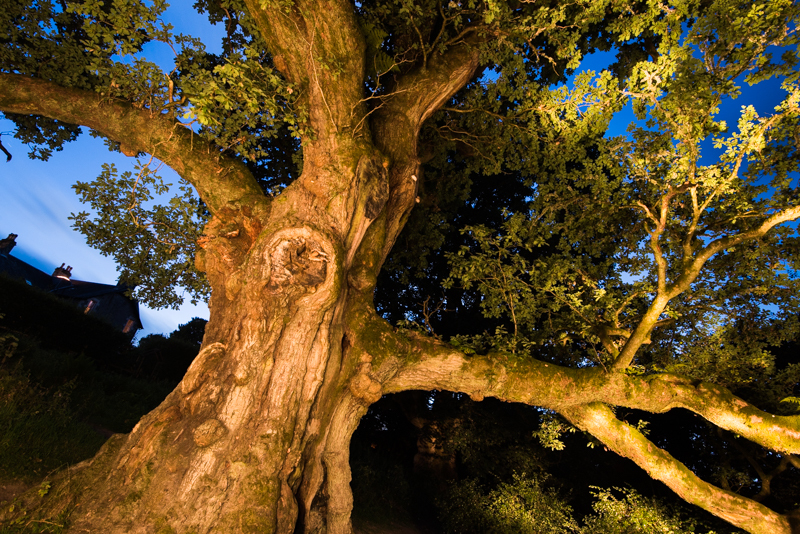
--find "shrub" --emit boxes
[0,336,105,481]
[581,487,714,534]
[437,473,580,534]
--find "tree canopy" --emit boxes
[2,0,800,533]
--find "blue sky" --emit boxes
[0,4,791,339]
[0,4,225,339]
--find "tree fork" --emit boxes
[561,403,797,534]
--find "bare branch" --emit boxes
[671,205,800,299]
[612,203,800,371]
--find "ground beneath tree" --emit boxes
[0,482,439,533]
[0,479,34,506]
[353,518,438,534]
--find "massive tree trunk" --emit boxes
[33,145,420,533]
[0,7,482,527]
[58,162,386,533]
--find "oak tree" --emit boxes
[2,0,800,532]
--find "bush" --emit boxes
[0,328,175,482]
[581,487,717,534]
[0,335,105,482]
[124,334,198,383]
[437,473,580,534]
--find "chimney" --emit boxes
[53,263,73,280]
[0,233,17,255]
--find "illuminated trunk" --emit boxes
[0,18,478,528]
[46,146,391,533]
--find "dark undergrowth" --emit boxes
[349,393,750,534]
[0,332,175,484]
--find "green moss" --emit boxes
[245,474,279,508]
[222,508,275,534]
[153,515,177,534]
[118,460,155,511]
[352,310,407,367]
[122,490,143,506]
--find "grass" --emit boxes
[0,366,106,482]
[0,323,180,532]
[0,330,174,484]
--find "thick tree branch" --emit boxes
[561,403,793,534]
[353,314,800,454]
[0,74,265,216]
[242,0,366,138]
[369,44,481,263]
[359,319,800,532]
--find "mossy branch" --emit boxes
[0,74,265,216]
[359,313,800,454]
[561,402,793,534]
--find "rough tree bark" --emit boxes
[2,1,481,531]
[1,1,799,533]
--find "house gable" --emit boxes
[0,233,143,335]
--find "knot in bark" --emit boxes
[349,370,382,404]
[268,236,329,290]
[193,418,228,447]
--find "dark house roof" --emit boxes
[0,233,143,335]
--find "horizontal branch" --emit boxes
[561,403,793,534]
[354,314,800,454]
[0,74,265,216]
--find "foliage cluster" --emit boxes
[70,161,209,308]
[437,474,580,534]
[435,475,716,534]
[374,0,800,388]
[132,317,207,382]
